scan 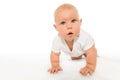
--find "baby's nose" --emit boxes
[67,23,72,29]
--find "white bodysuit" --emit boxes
[51,30,94,57]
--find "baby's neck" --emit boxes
[65,40,74,51]
[65,40,74,45]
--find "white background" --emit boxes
[0,0,120,60]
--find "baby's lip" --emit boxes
[67,32,73,35]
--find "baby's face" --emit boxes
[54,9,82,42]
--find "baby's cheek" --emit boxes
[62,30,67,35]
[59,32,66,37]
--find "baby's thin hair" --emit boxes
[54,3,79,22]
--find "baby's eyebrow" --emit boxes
[61,20,65,22]
[72,19,77,20]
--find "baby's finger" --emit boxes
[80,67,90,76]
[48,68,52,73]
[48,69,50,72]
[51,68,56,74]
[55,68,59,73]
[58,67,63,71]
[54,68,62,73]
[88,70,93,75]
[84,70,89,76]
[80,68,85,75]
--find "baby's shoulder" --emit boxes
[79,30,92,40]
[76,30,93,45]
[52,34,63,43]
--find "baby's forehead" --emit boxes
[54,4,79,21]
[55,4,77,14]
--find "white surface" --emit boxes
[0,54,120,80]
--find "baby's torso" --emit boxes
[51,29,94,57]
[61,39,84,57]
[60,37,84,57]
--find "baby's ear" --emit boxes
[79,19,82,23]
[79,19,82,26]
[53,24,58,31]
[53,24,56,29]
[53,24,56,28]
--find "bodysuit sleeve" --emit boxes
[83,34,94,51]
[51,35,62,53]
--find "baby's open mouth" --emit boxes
[67,32,73,35]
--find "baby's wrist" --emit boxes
[86,63,95,71]
[52,62,60,67]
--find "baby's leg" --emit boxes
[71,54,87,60]
[71,55,83,60]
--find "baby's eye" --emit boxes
[71,19,77,23]
[60,21,66,25]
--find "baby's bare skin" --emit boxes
[71,55,83,60]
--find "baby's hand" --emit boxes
[80,64,95,76]
[48,66,63,74]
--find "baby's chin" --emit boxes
[64,36,75,42]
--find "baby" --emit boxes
[48,3,97,76]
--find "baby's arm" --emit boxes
[80,45,97,76]
[48,52,62,74]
